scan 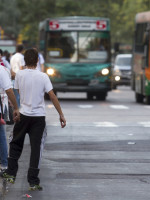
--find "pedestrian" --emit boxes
[3,50,11,63]
[0,49,11,170]
[0,49,11,70]
[37,52,45,72]
[10,44,25,107]
[33,47,45,72]
[0,66,19,172]
[2,48,66,191]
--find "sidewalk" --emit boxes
[0,125,47,199]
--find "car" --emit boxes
[112,54,132,89]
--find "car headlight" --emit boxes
[101,68,109,75]
[115,76,120,81]
[47,68,55,75]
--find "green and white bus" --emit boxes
[39,16,112,100]
[131,11,150,104]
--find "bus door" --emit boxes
[143,23,150,96]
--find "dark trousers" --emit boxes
[6,114,46,185]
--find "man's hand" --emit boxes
[48,90,66,128]
[13,109,20,122]
[11,70,16,80]
[59,115,66,128]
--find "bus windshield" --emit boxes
[47,31,110,63]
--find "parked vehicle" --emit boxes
[112,54,132,89]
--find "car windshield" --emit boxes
[47,31,110,63]
[116,56,132,66]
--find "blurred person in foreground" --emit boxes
[10,44,25,107]
[0,65,19,172]
[1,48,66,191]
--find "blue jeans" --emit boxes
[13,89,20,108]
[0,124,8,167]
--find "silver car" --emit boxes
[112,54,132,89]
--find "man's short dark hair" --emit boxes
[16,44,24,53]
[0,49,3,56]
[24,48,38,67]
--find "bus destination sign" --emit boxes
[49,20,107,31]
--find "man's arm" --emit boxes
[48,90,66,128]
[11,69,16,80]
[5,88,20,121]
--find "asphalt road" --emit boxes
[1,86,150,200]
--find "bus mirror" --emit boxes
[143,31,149,45]
[142,56,146,69]
[114,42,119,52]
[39,40,45,51]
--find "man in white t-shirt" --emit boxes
[3,48,66,191]
[10,44,25,107]
[0,66,19,171]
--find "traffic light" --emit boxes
[17,34,23,44]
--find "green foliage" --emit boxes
[0,0,20,38]
[0,0,150,45]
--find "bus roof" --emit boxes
[42,16,110,21]
[135,11,150,23]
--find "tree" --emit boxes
[0,0,20,39]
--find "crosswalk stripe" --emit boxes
[138,122,150,127]
[94,122,118,127]
[110,105,129,109]
[47,121,150,127]
[78,105,93,108]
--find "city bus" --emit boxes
[39,16,112,100]
[131,11,150,104]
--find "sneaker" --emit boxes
[0,172,15,184]
[29,184,43,191]
[0,167,7,176]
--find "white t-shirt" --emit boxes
[14,69,53,116]
[2,57,11,70]
[0,66,12,113]
[0,66,12,91]
[36,53,44,71]
[10,52,25,73]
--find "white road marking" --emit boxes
[47,121,150,127]
[128,142,136,145]
[78,105,93,108]
[94,122,118,127]
[138,122,150,127]
[110,105,129,109]
[144,106,150,109]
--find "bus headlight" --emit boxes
[94,68,109,78]
[115,76,120,81]
[46,68,61,78]
[101,68,109,75]
[47,68,55,76]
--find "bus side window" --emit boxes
[135,23,147,53]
